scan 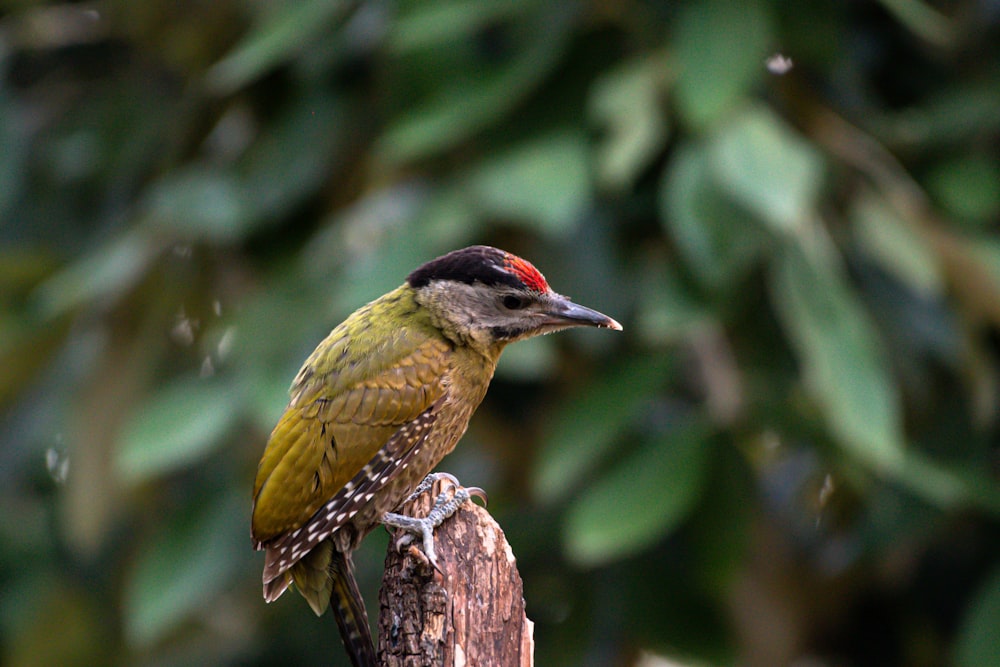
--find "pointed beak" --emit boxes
[543,295,623,331]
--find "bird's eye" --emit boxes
[502,295,529,310]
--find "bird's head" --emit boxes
[408,246,622,353]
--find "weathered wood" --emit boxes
[377,480,534,666]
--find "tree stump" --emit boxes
[377,479,534,666]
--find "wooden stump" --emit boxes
[377,480,534,666]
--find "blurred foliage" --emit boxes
[2,1,1000,666]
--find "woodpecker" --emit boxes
[251,245,621,666]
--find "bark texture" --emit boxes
[377,480,534,666]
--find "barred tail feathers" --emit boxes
[329,548,376,667]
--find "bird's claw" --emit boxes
[405,543,432,571]
[383,473,483,571]
[465,486,488,507]
[387,519,439,571]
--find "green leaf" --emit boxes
[116,377,241,484]
[896,449,1000,514]
[30,232,159,318]
[877,0,954,48]
[635,258,712,345]
[124,494,245,647]
[660,141,771,289]
[852,190,943,296]
[590,55,670,192]
[205,1,351,93]
[879,82,1000,151]
[926,154,1000,226]
[375,12,569,165]
[769,244,905,469]
[388,0,534,52]
[564,421,711,567]
[673,0,772,128]
[237,91,346,221]
[466,132,590,235]
[141,166,251,242]
[708,106,825,232]
[533,355,673,505]
[954,566,1000,667]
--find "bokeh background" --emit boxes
[3,1,1000,665]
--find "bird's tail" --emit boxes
[329,548,377,667]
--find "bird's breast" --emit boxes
[345,349,496,543]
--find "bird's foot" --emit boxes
[383,473,487,569]
[398,472,489,508]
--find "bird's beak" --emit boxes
[543,295,623,331]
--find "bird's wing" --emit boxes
[258,397,443,592]
[251,300,452,544]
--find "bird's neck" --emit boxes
[410,283,506,363]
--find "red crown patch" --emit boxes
[503,254,549,293]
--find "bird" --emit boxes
[251,245,622,666]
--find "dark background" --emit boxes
[2,1,1000,665]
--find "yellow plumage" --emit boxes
[252,285,455,611]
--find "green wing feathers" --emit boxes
[251,286,452,543]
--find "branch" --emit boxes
[377,480,534,666]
